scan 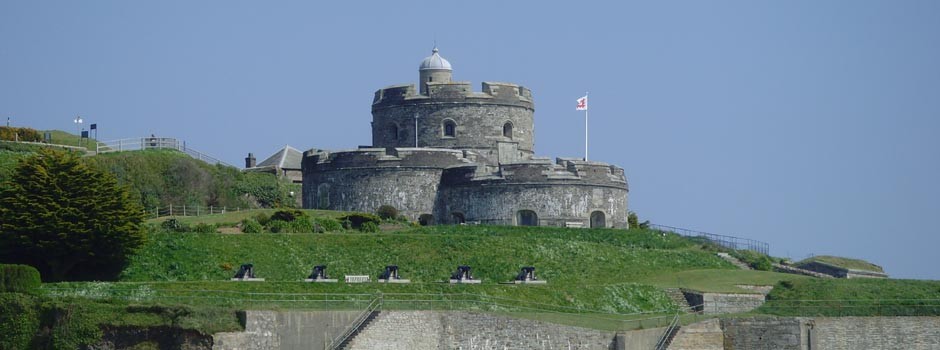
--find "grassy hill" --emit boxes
[796,255,884,272]
[0,142,298,210]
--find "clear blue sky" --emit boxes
[3,1,938,279]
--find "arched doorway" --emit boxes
[590,211,606,228]
[451,212,465,224]
[503,122,513,139]
[516,210,538,226]
[418,214,434,226]
[316,183,330,209]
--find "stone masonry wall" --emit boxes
[372,82,535,162]
[682,291,767,315]
[346,311,616,350]
[212,310,358,350]
[720,317,810,350]
[812,317,940,350]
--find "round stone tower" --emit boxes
[371,48,535,164]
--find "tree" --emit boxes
[0,148,145,282]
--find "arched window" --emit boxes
[443,120,456,137]
[317,183,330,209]
[516,210,538,226]
[388,124,399,141]
[503,122,513,139]
[590,211,606,228]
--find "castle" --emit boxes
[300,48,629,228]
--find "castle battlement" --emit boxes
[303,147,472,171]
[441,157,627,190]
[372,81,534,109]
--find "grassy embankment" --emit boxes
[796,255,885,272]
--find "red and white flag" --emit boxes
[576,95,588,111]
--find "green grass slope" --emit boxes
[796,255,884,272]
[760,278,940,316]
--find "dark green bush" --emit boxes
[0,292,39,349]
[266,220,289,233]
[192,223,217,233]
[376,205,398,220]
[270,209,307,222]
[160,218,189,233]
[241,219,263,234]
[359,221,380,233]
[338,213,381,230]
[253,212,270,226]
[0,264,41,294]
[315,218,342,232]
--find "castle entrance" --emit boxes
[590,211,606,228]
[516,210,538,226]
[418,214,434,226]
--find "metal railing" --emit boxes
[147,204,249,218]
[654,311,681,350]
[650,224,770,254]
[327,295,383,350]
[96,137,234,167]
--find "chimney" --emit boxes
[245,153,256,168]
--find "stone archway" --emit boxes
[516,210,538,226]
[418,214,434,226]
[590,211,606,228]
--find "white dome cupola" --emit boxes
[418,47,453,95]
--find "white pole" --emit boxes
[584,92,589,162]
[414,113,419,147]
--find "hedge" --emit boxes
[0,293,39,350]
[0,264,41,294]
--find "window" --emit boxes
[516,210,538,226]
[590,211,606,228]
[317,183,330,209]
[443,120,456,137]
[389,124,399,141]
[503,122,513,139]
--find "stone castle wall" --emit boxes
[302,148,628,227]
[301,148,470,219]
[371,82,535,162]
[345,311,616,350]
[438,159,628,227]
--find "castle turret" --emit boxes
[418,47,452,95]
[372,49,535,164]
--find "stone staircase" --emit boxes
[664,288,695,313]
[336,311,381,350]
[716,252,752,270]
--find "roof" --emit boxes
[419,47,452,71]
[255,145,303,170]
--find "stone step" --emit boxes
[716,252,752,270]
[664,288,694,313]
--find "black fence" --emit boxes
[650,224,770,255]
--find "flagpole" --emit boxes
[584,92,589,162]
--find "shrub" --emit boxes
[270,209,307,223]
[160,218,189,233]
[253,212,270,227]
[287,216,315,233]
[266,220,289,233]
[0,292,39,350]
[0,148,145,281]
[0,264,41,294]
[315,218,342,232]
[240,219,263,234]
[0,126,42,142]
[338,213,381,230]
[359,221,380,233]
[376,205,398,220]
[192,223,217,233]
